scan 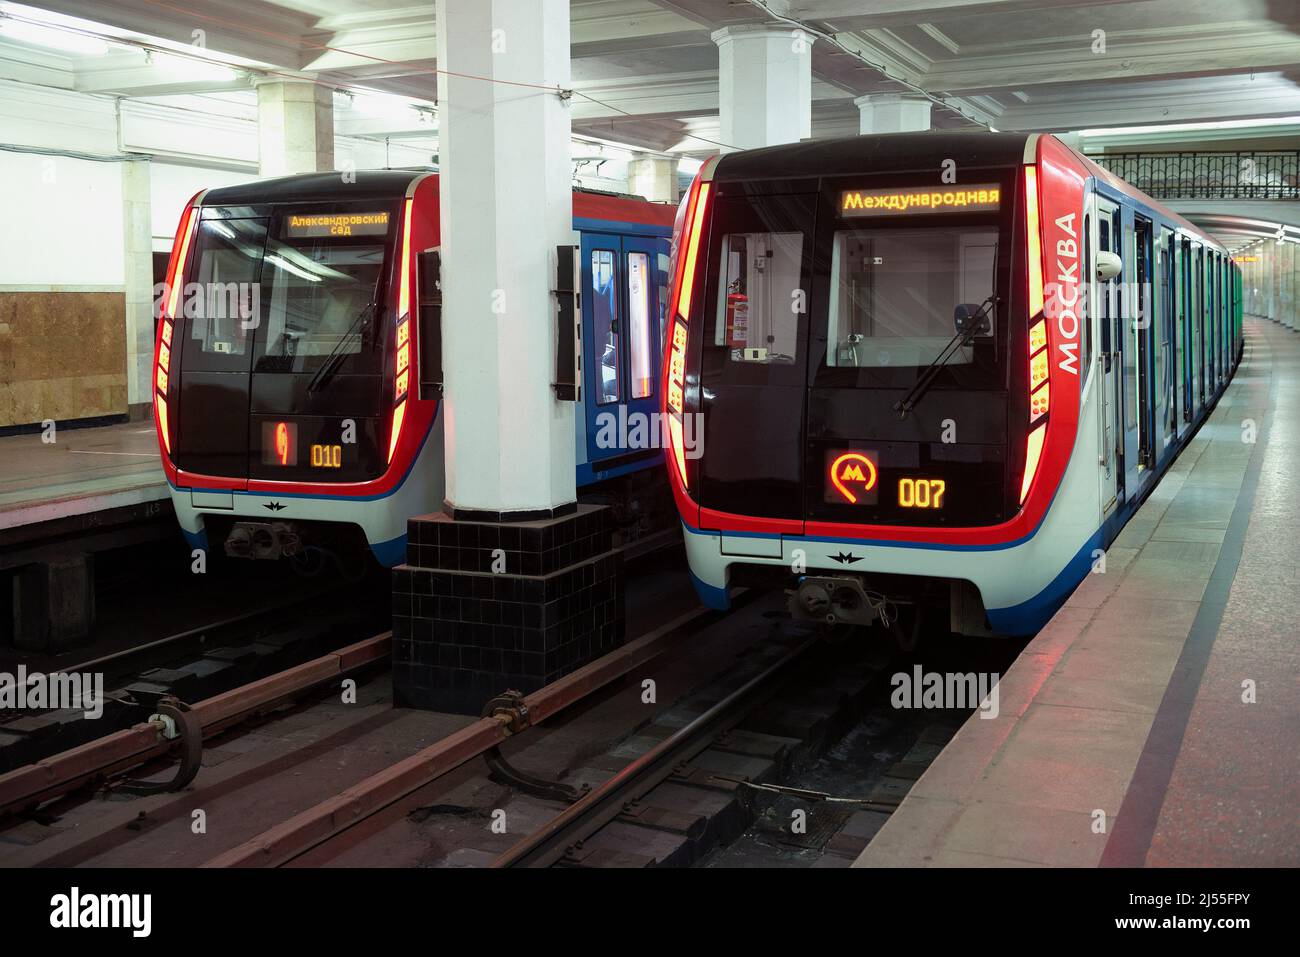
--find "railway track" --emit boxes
[491,636,820,867]
[2,548,1017,870]
[0,534,686,825]
[0,588,386,778]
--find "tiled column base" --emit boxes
[392,504,625,714]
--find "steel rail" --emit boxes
[15,593,329,684]
[490,636,817,868]
[204,599,739,868]
[0,633,391,817]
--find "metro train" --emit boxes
[151,171,675,568]
[662,132,1243,639]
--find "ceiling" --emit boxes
[2,0,1297,151]
[2,0,1297,245]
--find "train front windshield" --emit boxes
[821,225,999,379]
[695,180,1014,528]
[258,212,391,374]
[173,202,401,482]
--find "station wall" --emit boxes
[0,83,129,428]
[0,80,434,429]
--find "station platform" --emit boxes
[856,316,1298,868]
[0,420,165,527]
[0,419,168,560]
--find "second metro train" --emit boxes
[661,132,1242,639]
[152,171,675,567]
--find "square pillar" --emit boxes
[393,0,621,715]
[393,507,623,714]
[435,0,575,514]
[712,24,813,152]
[121,157,154,418]
[627,154,680,204]
[12,557,95,652]
[255,80,334,176]
[1274,243,1283,326]
[854,93,932,135]
[1285,241,1296,330]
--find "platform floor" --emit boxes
[856,316,1299,868]
[0,419,166,531]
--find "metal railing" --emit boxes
[1089,151,1300,200]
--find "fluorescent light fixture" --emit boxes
[0,16,108,55]
[1079,116,1300,137]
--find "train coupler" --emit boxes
[788,576,897,629]
[224,521,303,560]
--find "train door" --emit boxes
[1120,212,1152,494]
[1174,237,1187,438]
[1093,195,1121,513]
[1157,226,1175,449]
[1216,254,1226,385]
[1193,244,1205,410]
[580,231,664,467]
[173,212,267,483]
[694,192,816,528]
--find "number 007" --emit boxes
[899,478,946,508]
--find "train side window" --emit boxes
[627,251,653,399]
[714,230,803,364]
[1123,223,1138,432]
[590,249,621,404]
[1098,217,1112,355]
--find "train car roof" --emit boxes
[202,170,424,206]
[199,170,676,228]
[711,131,1033,181]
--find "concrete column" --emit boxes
[627,153,680,203]
[121,156,154,418]
[437,0,575,514]
[1285,241,1296,329]
[854,93,932,134]
[1271,241,1284,324]
[712,24,812,152]
[255,80,334,176]
[13,557,95,652]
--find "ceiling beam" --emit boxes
[998,77,1300,130]
[23,0,311,69]
[920,25,1300,93]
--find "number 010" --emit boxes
[898,478,946,508]
[311,444,343,468]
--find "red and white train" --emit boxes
[152,171,674,568]
[662,132,1242,638]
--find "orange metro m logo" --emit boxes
[830,452,878,505]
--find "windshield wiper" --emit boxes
[893,294,998,419]
[307,301,379,394]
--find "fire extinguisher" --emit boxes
[725,292,749,349]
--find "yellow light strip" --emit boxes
[1024,167,1044,317]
